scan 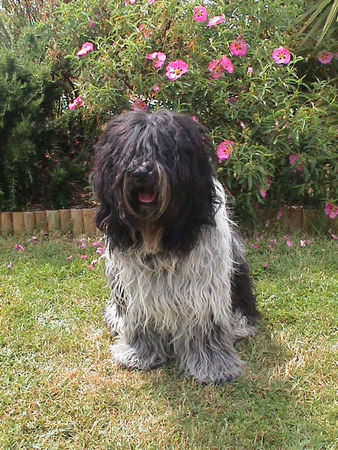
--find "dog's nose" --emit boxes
[131,162,153,180]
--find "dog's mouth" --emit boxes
[138,190,156,204]
[121,162,170,223]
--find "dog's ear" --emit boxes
[91,118,134,250]
[159,113,218,253]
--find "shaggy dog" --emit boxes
[92,109,259,384]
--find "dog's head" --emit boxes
[92,110,218,254]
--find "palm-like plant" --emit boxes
[298,0,337,47]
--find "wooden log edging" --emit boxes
[0,207,336,236]
[0,208,98,236]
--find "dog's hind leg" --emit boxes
[231,259,260,339]
[175,325,243,384]
[110,326,171,371]
[230,234,260,340]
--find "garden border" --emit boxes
[0,207,336,236]
[0,208,97,236]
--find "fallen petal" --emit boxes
[13,244,25,252]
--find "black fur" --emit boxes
[91,110,218,254]
[231,261,260,325]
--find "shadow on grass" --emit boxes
[101,319,316,448]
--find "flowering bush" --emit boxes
[0,0,336,219]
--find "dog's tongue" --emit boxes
[138,191,156,204]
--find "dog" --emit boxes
[91,109,259,384]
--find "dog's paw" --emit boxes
[181,350,243,384]
[110,342,166,370]
[232,310,258,341]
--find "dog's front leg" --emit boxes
[175,325,243,384]
[110,326,170,371]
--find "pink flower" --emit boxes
[268,239,278,251]
[88,259,98,270]
[217,140,233,163]
[80,255,87,260]
[92,241,102,248]
[68,96,84,110]
[208,57,233,78]
[247,66,253,74]
[131,99,148,111]
[74,96,84,107]
[300,239,311,247]
[152,85,160,93]
[208,59,223,79]
[148,0,156,4]
[283,236,293,247]
[230,38,247,57]
[45,153,51,159]
[289,154,298,166]
[260,189,267,199]
[165,60,188,81]
[272,47,291,65]
[138,25,152,38]
[7,261,13,269]
[324,203,338,219]
[317,51,333,65]
[289,154,303,172]
[191,116,197,122]
[263,262,269,270]
[76,42,94,58]
[240,121,246,129]
[154,53,167,69]
[146,51,166,69]
[67,255,73,261]
[13,244,24,252]
[329,232,337,241]
[96,247,106,255]
[193,6,208,23]
[207,16,225,27]
[220,56,234,74]
[228,96,237,104]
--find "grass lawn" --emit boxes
[0,231,336,449]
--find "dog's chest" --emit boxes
[107,226,233,333]
[114,254,199,329]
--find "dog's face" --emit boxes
[92,110,217,254]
